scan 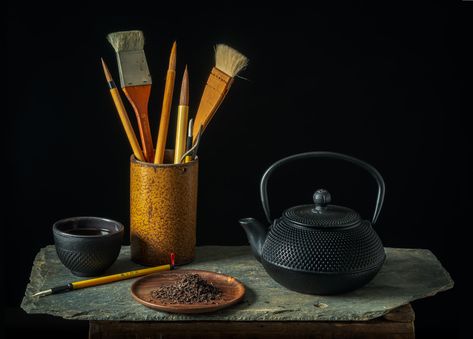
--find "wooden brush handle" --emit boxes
[123,85,154,162]
[192,67,233,142]
[110,88,145,161]
[154,70,176,164]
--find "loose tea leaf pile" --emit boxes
[150,273,222,304]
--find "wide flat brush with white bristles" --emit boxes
[107,30,154,162]
[192,44,248,142]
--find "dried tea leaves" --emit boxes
[150,273,222,304]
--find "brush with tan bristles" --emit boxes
[192,44,248,142]
[174,66,190,164]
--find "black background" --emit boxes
[5,3,471,338]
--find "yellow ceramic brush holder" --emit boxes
[130,150,198,266]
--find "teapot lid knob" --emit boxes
[285,188,360,227]
[313,189,332,212]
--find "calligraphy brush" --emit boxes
[107,30,154,162]
[154,41,177,164]
[33,258,174,297]
[192,44,248,142]
[174,66,189,164]
[101,58,145,161]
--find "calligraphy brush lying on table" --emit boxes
[33,259,174,297]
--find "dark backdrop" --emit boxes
[6,3,471,338]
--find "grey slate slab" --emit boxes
[21,246,453,321]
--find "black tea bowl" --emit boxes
[53,216,124,277]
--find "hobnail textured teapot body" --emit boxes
[261,218,385,294]
[240,152,386,295]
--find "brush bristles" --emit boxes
[215,44,248,77]
[107,30,145,52]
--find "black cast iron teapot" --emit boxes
[240,152,386,295]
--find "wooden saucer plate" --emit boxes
[130,269,246,314]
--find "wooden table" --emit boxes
[89,303,415,338]
[22,246,453,339]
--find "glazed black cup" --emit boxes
[53,217,124,277]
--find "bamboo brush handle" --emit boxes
[123,85,154,162]
[154,70,176,164]
[174,105,189,163]
[72,264,171,289]
[192,67,233,142]
[110,89,145,161]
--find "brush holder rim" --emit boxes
[130,154,198,168]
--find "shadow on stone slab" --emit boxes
[193,246,250,265]
[102,256,146,275]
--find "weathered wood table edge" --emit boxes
[88,304,416,339]
[22,245,453,338]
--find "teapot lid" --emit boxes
[283,189,361,228]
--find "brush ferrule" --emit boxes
[116,50,152,87]
[210,67,233,87]
[51,284,73,294]
[107,80,116,89]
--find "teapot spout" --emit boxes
[239,218,267,262]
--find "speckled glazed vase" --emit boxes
[130,150,198,266]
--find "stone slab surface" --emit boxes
[21,246,453,321]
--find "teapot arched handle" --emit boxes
[260,151,385,225]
